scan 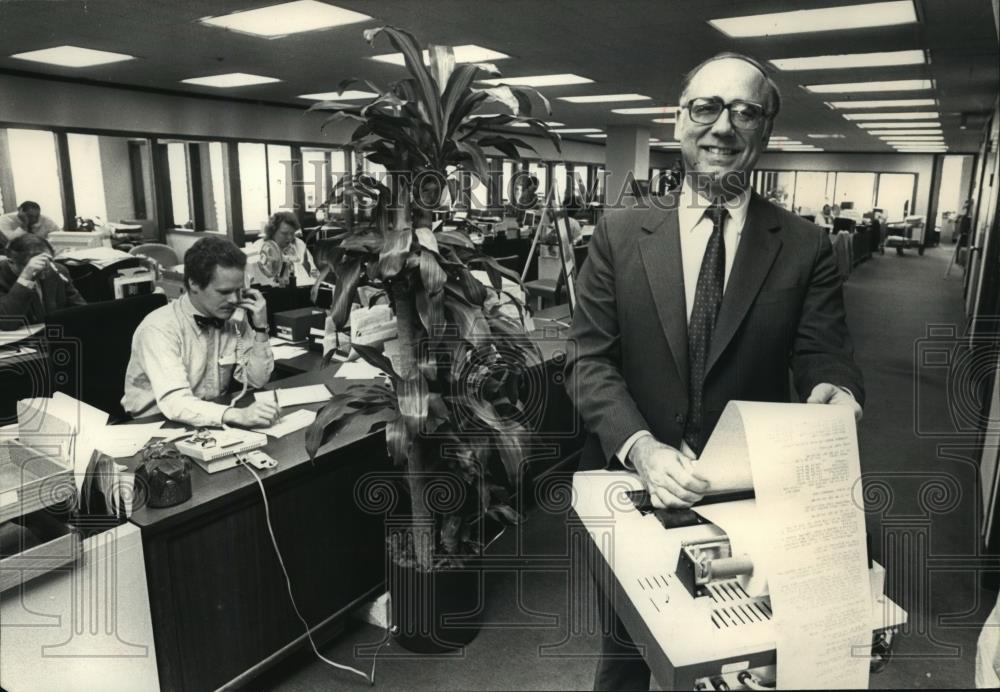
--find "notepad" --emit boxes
[252,408,317,438]
[254,384,332,408]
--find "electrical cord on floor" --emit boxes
[239,462,391,685]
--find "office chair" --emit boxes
[45,293,168,420]
[130,243,180,269]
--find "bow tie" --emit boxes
[193,314,227,330]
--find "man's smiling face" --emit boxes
[675,58,773,200]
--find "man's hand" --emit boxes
[629,436,709,509]
[19,253,52,281]
[240,288,269,330]
[223,399,280,428]
[807,383,862,421]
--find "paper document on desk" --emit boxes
[694,401,871,689]
[0,323,43,347]
[254,384,332,408]
[334,361,387,380]
[252,408,316,438]
[94,422,166,458]
[271,345,309,360]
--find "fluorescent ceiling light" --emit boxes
[10,45,134,67]
[652,117,677,124]
[509,123,530,128]
[299,90,378,100]
[552,128,603,134]
[843,112,938,120]
[806,79,932,94]
[199,1,371,38]
[894,147,948,151]
[709,1,917,38]
[858,122,941,129]
[611,106,679,115]
[870,129,943,135]
[770,50,925,71]
[182,73,281,88]
[769,136,792,141]
[879,135,944,140]
[828,98,937,109]
[807,134,847,139]
[479,74,592,87]
[559,93,650,103]
[586,134,608,139]
[371,44,510,66]
[770,141,805,146]
[544,121,565,127]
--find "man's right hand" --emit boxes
[628,436,710,509]
[20,253,52,281]
[223,400,280,428]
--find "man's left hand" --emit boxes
[241,288,268,329]
[807,382,862,422]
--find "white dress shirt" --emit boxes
[617,183,750,465]
[122,294,274,427]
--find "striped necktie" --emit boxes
[683,203,728,454]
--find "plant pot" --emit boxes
[389,561,484,653]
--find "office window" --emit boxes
[571,165,588,200]
[527,162,547,202]
[552,163,568,206]
[833,172,876,213]
[208,142,228,232]
[469,171,488,211]
[267,144,293,213]
[935,156,971,216]
[6,128,64,227]
[166,142,191,227]
[238,143,268,232]
[876,173,916,221]
[66,133,108,222]
[793,171,833,216]
[302,149,328,211]
[758,171,796,209]
[594,166,606,203]
[501,160,517,205]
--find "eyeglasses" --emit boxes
[683,97,771,131]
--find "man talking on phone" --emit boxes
[122,236,278,428]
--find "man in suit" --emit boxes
[0,233,85,327]
[565,53,864,690]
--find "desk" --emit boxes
[127,310,581,690]
[127,367,393,691]
[0,335,51,424]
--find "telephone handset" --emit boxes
[230,288,251,324]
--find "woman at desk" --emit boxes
[251,211,317,286]
[0,234,86,328]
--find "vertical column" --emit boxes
[605,126,650,208]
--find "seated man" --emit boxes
[0,234,86,326]
[122,236,279,428]
[0,201,61,249]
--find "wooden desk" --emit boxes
[128,368,393,691]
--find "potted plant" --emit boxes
[304,26,561,652]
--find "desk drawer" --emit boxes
[0,509,81,594]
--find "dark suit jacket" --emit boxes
[0,258,86,326]
[566,191,864,471]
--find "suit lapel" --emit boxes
[706,193,783,375]
[638,198,689,392]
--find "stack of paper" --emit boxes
[334,361,387,380]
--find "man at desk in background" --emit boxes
[0,201,60,250]
[0,234,86,326]
[122,236,279,428]
[564,52,864,690]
